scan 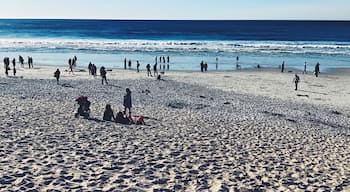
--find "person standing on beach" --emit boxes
[281,61,285,73]
[303,62,307,74]
[216,57,218,70]
[204,62,208,72]
[27,57,30,68]
[315,62,320,77]
[293,74,300,91]
[167,56,170,70]
[29,57,33,68]
[93,64,97,77]
[200,61,204,72]
[123,88,132,116]
[146,64,152,77]
[12,58,16,76]
[88,62,92,75]
[19,55,24,67]
[137,61,140,73]
[68,58,73,74]
[153,63,158,76]
[3,58,7,76]
[100,66,108,85]
[124,58,127,70]
[54,68,61,84]
[167,56,170,64]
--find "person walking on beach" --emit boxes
[54,68,61,84]
[103,104,116,121]
[315,62,320,77]
[153,63,158,76]
[167,56,170,64]
[303,62,307,74]
[68,58,73,74]
[293,74,300,91]
[137,61,140,73]
[204,62,208,72]
[146,64,152,77]
[124,58,127,70]
[123,88,132,116]
[100,66,108,85]
[216,57,218,70]
[281,61,285,73]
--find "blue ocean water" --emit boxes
[0,19,349,71]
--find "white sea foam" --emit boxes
[0,38,349,55]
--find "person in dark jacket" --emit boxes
[315,62,320,77]
[103,104,115,121]
[293,74,300,91]
[123,88,132,115]
[100,66,108,85]
[54,69,61,84]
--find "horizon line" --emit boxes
[0,18,349,22]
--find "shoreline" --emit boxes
[1,64,350,112]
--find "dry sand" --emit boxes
[0,66,349,191]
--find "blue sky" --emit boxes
[0,0,349,20]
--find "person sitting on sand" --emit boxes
[103,104,116,121]
[115,111,131,124]
[123,88,132,115]
[293,74,300,91]
[75,96,91,119]
[54,69,61,84]
[100,66,108,85]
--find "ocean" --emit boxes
[0,19,349,71]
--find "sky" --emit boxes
[0,0,349,20]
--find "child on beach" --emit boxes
[103,104,115,121]
[54,69,61,84]
[123,88,132,115]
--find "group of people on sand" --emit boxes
[123,56,170,75]
[155,56,170,71]
[200,61,208,72]
[88,62,98,77]
[74,88,145,125]
[3,56,34,76]
[281,61,321,77]
[281,61,321,91]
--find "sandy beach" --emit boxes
[0,65,350,191]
